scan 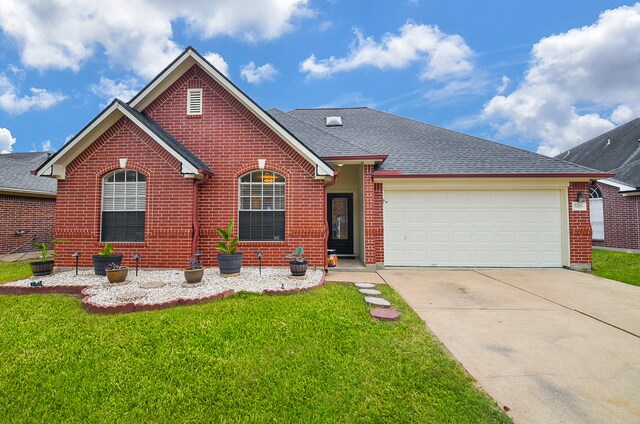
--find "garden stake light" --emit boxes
[71,252,81,275]
[257,251,263,275]
[132,254,142,276]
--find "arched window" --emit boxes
[589,185,604,241]
[589,186,603,198]
[102,169,146,242]
[239,170,285,241]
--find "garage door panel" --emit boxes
[384,189,563,267]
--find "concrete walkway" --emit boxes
[379,268,640,424]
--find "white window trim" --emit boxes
[187,88,203,115]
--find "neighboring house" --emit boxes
[0,152,57,255]
[36,47,607,270]
[557,118,640,250]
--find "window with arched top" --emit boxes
[102,169,146,242]
[589,185,604,241]
[238,170,285,241]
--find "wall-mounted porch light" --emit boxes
[576,191,586,203]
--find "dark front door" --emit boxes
[327,193,354,255]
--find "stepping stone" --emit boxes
[354,282,375,289]
[370,308,401,321]
[359,288,382,296]
[116,290,146,303]
[364,296,390,307]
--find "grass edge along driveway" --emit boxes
[0,280,510,423]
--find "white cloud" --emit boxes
[0,0,311,79]
[204,52,229,77]
[90,77,140,105]
[31,140,52,152]
[483,4,640,156]
[240,61,278,84]
[300,22,474,80]
[0,74,66,114]
[0,127,16,153]
[496,75,510,94]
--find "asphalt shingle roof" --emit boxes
[0,152,57,195]
[280,107,601,176]
[556,118,640,188]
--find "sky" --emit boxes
[0,0,638,158]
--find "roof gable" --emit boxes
[36,99,210,178]
[129,47,333,178]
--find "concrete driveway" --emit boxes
[379,269,640,424]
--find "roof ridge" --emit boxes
[279,111,380,156]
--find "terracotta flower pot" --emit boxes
[184,268,204,284]
[106,267,128,283]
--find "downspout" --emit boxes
[192,171,211,255]
[324,169,340,270]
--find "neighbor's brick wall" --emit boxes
[592,183,640,250]
[0,195,56,255]
[568,181,592,267]
[363,165,384,265]
[142,65,327,268]
[54,118,194,268]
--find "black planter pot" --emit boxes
[289,260,308,276]
[92,254,124,276]
[217,253,243,275]
[30,260,54,276]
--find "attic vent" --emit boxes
[187,88,202,115]
[325,116,343,127]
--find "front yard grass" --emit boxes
[592,249,640,287]
[0,260,32,283]
[0,276,510,422]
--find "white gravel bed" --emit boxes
[7,267,324,308]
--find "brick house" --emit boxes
[0,152,56,255]
[558,118,640,250]
[36,47,607,270]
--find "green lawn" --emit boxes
[0,271,510,422]
[592,249,640,287]
[0,260,32,283]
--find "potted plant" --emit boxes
[30,239,66,276]
[93,243,123,276]
[286,246,308,276]
[184,256,204,284]
[105,262,128,284]
[215,219,243,275]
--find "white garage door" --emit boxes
[384,190,563,267]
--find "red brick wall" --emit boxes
[0,195,56,255]
[568,181,592,268]
[144,65,326,268]
[363,165,384,265]
[593,182,640,250]
[55,64,327,269]
[54,118,194,268]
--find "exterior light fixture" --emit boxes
[71,252,81,275]
[132,253,142,276]
[14,229,26,236]
[258,159,266,169]
[576,192,586,203]
[336,163,344,167]
[119,158,128,169]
